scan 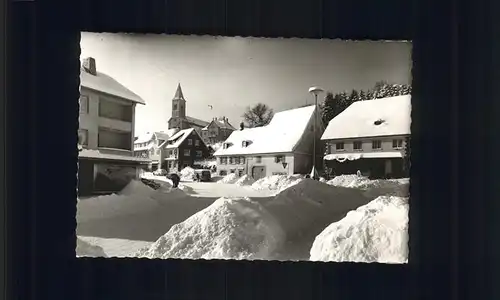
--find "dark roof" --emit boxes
[186,116,210,127]
[80,67,145,104]
[173,83,185,101]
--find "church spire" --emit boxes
[173,83,185,101]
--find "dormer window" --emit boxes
[223,142,233,149]
[242,140,252,147]
[374,119,386,126]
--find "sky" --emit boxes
[80,32,412,135]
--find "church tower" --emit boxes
[172,83,186,118]
[168,83,188,129]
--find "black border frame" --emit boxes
[10,0,496,298]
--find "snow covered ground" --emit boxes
[76,174,409,262]
[310,196,409,264]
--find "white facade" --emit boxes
[214,105,324,179]
[79,88,136,156]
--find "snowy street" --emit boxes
[77,173,409,262]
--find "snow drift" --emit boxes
[310,196,409,264]
[251,175,304,194]
[265,179,371,239]
[77,179,188,222]
[235,175,255,186]
[136,197,286,260]
[76,237,107,257]
[180,167,196,181]
[327,175,410,198]
[218,173,239,184]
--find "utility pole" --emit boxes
[308,86,324,179]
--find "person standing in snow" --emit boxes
[169,173,180,188]
[357,170,362,177]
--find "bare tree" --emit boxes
[242,103,274,128]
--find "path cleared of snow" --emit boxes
[136,197,285,260]
[310,196,409,264]
[76,237,107,258]
[181,182,273,198]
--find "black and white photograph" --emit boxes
[76,33,412,262]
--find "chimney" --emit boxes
[82,57,97,76]
[240,122,245,131]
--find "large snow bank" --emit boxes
[310,196,409,264]
[235,175,255,186]
[251,175,304,194]
[327,175,410,198]
[218,173,239,184]
[265,179,370,239]
[77,179,187,222]
[180,167,196,181]
[76,237,107,257]
[136,197,285,260]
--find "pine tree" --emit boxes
[359,90,367,101]
[348,89,360,103]
[321,92,336,124]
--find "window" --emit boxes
[235,157,240,164]
[188,139,193,146]
[79,95,89,114]
[220,157,228,164]
[275,155,285,163]
[230,169,236,174]
[173,103,178,110]
[98,128,132,150]
[196,150,203,158]
[195,140,200,146]
[78,129,89,146]
[173,149,178,156]
[353,141,363,150]
[156,149,161,155]
[219,170,227,176]
[229,157,234,164]
[256,156,262,163]
[238,169,244,177]
[393,139,403,149]
[150,149,155,156]
[223,143,232,149]
[240,156,245,164]
[372,140,382,150]
[336,143,345,151]
[184,149,191,157]
[98,97,133,122]
[167,161,172,168]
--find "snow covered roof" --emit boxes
[134,132,155,144]
[321,95,411,141]
[186,116,210,127]
[80,67,145,105]
[79,149,151,163]
[134,129,180,146]
[214,105,317,156]
[165,128,195,149]
[209,118,237,131]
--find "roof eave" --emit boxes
[80,85,146,105]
